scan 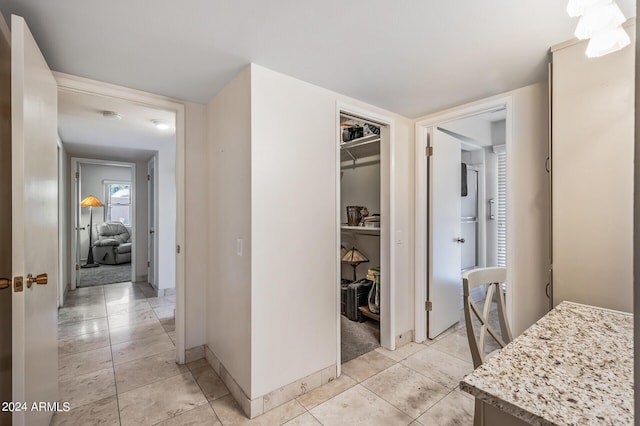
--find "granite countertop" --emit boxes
[460,301,633,425]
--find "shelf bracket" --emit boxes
[344,148,356,165]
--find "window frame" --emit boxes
[103,180,132,225]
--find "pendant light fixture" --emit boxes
[566,0,630,58]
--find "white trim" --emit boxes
[57,73,187,364]
[414,96,513,343]
[335,101,396,375]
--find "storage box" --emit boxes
[344,279,372,321]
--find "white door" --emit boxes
[0,14,11,426]
[428,128,462,339]
[71,162,81,288]
[148,157,156,287]
[11,14,59,426]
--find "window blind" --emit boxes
[497,152,507,267]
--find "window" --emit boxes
[104,181,131,225]
[497,152,506,267]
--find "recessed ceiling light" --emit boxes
[151,119,170,130]
[102,111,122,120]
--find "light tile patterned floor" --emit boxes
[53,281,482,425]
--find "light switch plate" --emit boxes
[237,238,243,256]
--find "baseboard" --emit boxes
[185,345,205,363]
[395,330,414,348]
[205,345,337,419]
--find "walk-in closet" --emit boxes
[339,112,388,363]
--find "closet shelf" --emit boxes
[340,135,380,164]
[341,225,381,235]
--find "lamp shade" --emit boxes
[341,247,369,265]
[80,195,104,207]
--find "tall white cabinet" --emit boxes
[551,22,635,312]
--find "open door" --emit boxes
[428,128,462,339]
[0,14,12,426]
[10,14,59,426]
[148,156,156,287]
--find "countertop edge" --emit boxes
[459,380,554,426]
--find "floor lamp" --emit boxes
[81,195,104,268]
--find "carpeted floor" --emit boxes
[78,263,132,287]
[341,315,380,363]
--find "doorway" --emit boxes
[415,99,511,342]
[337,106,394,369]
[55,72,187,365]
[71,159,136,289]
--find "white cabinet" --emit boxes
[551,23,635,312]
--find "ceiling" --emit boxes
[0,1,635,118]
[58,90,175,160]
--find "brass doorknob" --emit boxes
[0,278,10,290]
[26,273,47,288]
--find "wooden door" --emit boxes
[11,14,59,426]
[428,128,462,338]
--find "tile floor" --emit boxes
[53,281,490,425]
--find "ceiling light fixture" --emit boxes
[151,119,170,130]
[102,111,122,120]
[567,0,630,58]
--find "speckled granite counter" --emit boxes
[460,301,633,425]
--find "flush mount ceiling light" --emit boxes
[567,0,630,58]
[102,111,122,120]
[151,119,170,130]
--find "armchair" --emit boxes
[93,222,132,265]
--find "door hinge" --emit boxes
[147,174,150,181]
[147,261,150,267]
[425,146,433,156]
[14,276,23,292]
[176,245,181,254]
[75,264,79,271]
[75,171,79,179]
[425,300,432,311]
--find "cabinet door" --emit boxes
[551,26,634,312]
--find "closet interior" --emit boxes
[339,112,386,363]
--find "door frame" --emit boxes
[70,157,136,290]
[147,155,158,288]
[414,96,513,343]
[55,72,187,364]
[335,102,396,376]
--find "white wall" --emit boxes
[249,64,414,398]
[552,26,635,313]
[207,67,252,395]
[184,101,208,349]
[156,147,177,291]
[508,83,550,334]
[442,115,492,146]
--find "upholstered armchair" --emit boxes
[93,222,132,265]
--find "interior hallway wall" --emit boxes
[206,67,253,395]
[184,101,208,349]
[250,64,414,399]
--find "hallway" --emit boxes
[53,281,478,425]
